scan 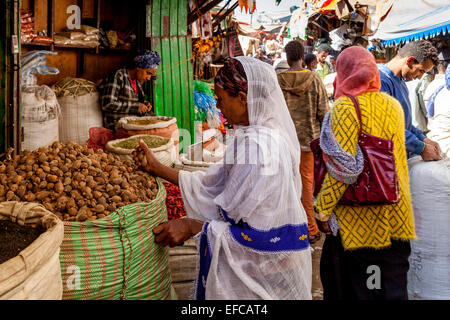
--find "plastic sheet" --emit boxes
[407,157,450,300]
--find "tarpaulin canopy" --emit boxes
[237,22,259,37]
[305,0,338,15]
[371,1,450,47]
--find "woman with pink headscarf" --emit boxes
[313,46,416,300]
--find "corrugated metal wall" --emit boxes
[147,0,195,145]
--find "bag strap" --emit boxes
[347,95,363,136]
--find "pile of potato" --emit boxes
[0,141,158,222]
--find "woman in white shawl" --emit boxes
[137,56,312,300]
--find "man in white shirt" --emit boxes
[425,58,449,158]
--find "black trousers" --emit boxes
[320,234,411,300]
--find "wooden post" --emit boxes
[187,0,223,26]
[47,0,54,50]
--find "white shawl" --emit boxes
[179,56,312,300]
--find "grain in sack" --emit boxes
[52,78,103,145]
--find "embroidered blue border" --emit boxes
[195,208,311,300]
[221,208,310,252]
[195,222,211,300]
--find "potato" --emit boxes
[111,177,122,185]
[6,191,15,201]
[55,181,64,194]
[17,185,26,198]
[47,174,58,183]
[68,207,78,217]
[0,141,158,222]
[93,204,105,213]
[36,190,50,200]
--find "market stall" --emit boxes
[0,0,206,301]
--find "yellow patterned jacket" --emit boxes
[314,92,416,250]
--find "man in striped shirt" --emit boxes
[98,50,161,131]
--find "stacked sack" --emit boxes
[20,10,53,45]
[20,11,35,43]
[52,77,103,145]
[54,25,99,47]
[116,116,180,155]
[21,85,60,151]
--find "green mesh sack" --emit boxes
[59,178,176,300]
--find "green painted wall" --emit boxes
[147,0,195,146]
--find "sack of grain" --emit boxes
[59,178,176,300]
[407,157,450,300]
[21,85,60,151]
[55,31,85,40]
[0,202,64,300]
[105,134,177,167]
[52,78,103,145]
[116,116,180,152]
[80,25,99,35]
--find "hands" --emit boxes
[133,139,162,175]
[133,139,180,185]
[153,218,204,247]
[315,218,332,235]
[421,138,442,161]
[139,102,153,114]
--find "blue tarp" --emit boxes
[371,2,450,47]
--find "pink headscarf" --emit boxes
[333,46,381,99]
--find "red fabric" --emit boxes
[130,79,138,94]
[334,46,381,99]
[86,127,130,151]
[87,127,114,151]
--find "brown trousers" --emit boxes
[300,151,319,237]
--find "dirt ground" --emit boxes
[311,234,325,300]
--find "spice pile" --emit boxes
[0,220,44,264]
[127,119,166,126]
[114,135,168,150]
[0,141,158,222]
[163,183,186,220]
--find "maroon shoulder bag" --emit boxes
[310,95,400,206]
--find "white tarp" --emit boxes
[371,1,450,46]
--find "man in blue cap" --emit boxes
[98,49,161,131]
